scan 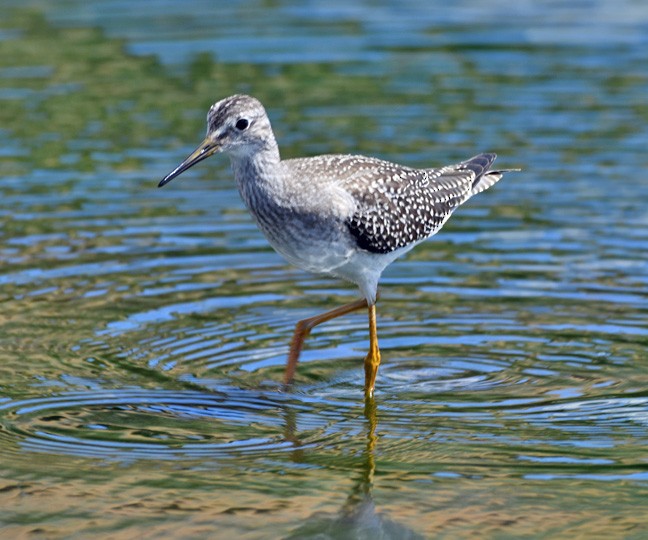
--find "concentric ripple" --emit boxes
[0,388,303,461]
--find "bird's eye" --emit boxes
[235,118,249,131]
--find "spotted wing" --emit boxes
[344,153,500,254]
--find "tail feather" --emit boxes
[459,153,520,195]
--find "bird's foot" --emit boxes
[363,347,381,398]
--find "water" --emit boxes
[1,1,648,538]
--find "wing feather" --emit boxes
[345,153,501,254]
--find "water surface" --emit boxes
[1,1,647,538]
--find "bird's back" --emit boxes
[285,152,505,255]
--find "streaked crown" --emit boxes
[206,94,276,156]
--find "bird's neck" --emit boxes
[229,145,286,211]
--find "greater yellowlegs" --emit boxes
[159,94,516,397]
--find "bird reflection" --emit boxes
[284,397,424,540]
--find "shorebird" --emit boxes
[159,94,515,397]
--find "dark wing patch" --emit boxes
[345,154,498,254]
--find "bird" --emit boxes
[159,94,516,397]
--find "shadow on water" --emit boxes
[284,397,424,540]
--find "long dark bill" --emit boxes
[158,137,219,187]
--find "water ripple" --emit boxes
[0,388,299,462]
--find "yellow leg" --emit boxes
[363,303,381,397]
[283,298,368,386]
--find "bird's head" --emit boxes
[159,94,274,187]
